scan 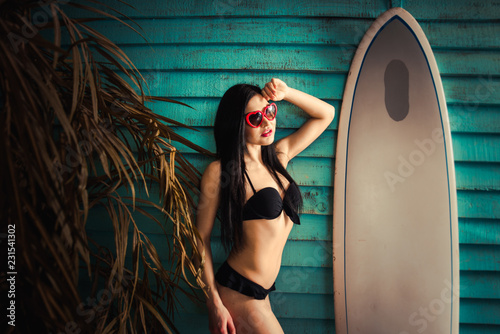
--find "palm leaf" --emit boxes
[0,0,209,332]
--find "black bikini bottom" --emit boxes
[215,261,276,300]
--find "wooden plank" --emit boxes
[460,271,500,299]
[459,218,500,245]
[442,76,500,105]
[459,299,500,324]
[460,324,500,334]
[300,186,333,215]
[279,318,335,334]
[452,134,500,163]
[271,292,334,320]
[288,214,332,241]
[61,17,500,49]
[457,191,500,219]
[460,244,500,271]
[402,0,500,20]
[123,71,348,100]
[434,51,500,76]
[276,266,333,294]
[447,105,500,134]
[420,21,500,49]
[120,71,500,105]
[63,0,388,18]
[282,239,332,268]
[63,0,500,20]
[172,314,208,334]
[91,45,500,76]
[67,17,373,45]
[455,162,500,191]
[109,44,352,73]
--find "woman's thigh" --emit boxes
[217,283,284,334]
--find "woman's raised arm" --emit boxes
[262,78,335,163]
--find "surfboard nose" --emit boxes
[384,59,410,121]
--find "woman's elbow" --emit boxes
[326,105,336,123]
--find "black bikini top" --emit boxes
[242,170,301,225]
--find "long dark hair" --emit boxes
[214,84,302,253]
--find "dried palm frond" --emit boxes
[0,0,212,333]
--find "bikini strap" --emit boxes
[244,170,257,194]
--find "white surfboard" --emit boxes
[333,7,459,334]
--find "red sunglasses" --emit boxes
[245,103,278,128]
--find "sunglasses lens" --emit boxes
[248,112,262,127]
[266,104,277,119]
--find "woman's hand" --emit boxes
[261,78,289,101]
[208,301,236,334]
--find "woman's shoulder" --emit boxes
[202,160,221,179]
[199,160,222,191]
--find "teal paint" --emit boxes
[66,0,500,19]
[121,71,500,103]
[87,45,500,75]
[66,0,389,19]
[402,0,500,19]
[459,219,500,245]
[66,0,500,332]
[460,271,500,298]
[391,0,404,8]
[58,18,500,49]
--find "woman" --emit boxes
[195,78,334,333]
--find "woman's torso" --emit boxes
[226,167,296,289]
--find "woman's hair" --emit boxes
[214,84,302,253]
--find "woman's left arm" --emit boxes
[261,78,335,162]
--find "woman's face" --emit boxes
[244,94,276,147]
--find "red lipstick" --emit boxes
[262,129,273,137]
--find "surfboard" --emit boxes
[333,7,459,334]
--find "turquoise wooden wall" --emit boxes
[66,0,499,333]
